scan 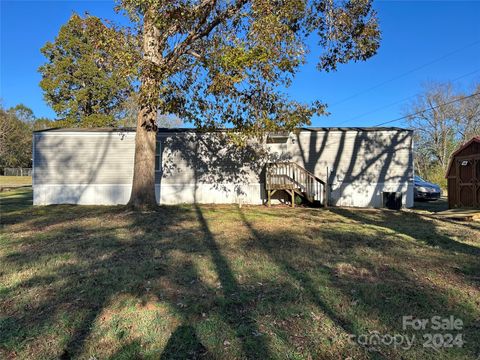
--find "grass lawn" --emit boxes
[1,188,479,359]
[0,176,32,188]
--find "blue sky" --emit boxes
[1,0,479,127]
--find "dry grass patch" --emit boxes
[0,176,32,188]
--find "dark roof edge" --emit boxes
[445,136,480,178]
[300,127,411,132]
[33,127,137,133]
[34,126,412,133]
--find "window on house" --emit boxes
[266,131,290,144]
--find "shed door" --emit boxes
[455,156,480,208]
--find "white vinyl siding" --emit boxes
[33,128,413,207]
[155,140,161,173]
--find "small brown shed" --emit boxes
[446,136,480,208]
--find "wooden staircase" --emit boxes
[265,162,328,207]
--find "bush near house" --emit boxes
[1,188,479,359]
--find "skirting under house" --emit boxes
[33,127,414,208]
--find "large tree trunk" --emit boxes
[128,110,157,209]
[127,10,160,209]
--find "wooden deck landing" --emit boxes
[435,208,480,221]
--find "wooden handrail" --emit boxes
[266,162,328,207]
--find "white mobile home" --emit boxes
[33,127,414,208]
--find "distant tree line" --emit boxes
[0,104,56,171]
[406,81,480,189]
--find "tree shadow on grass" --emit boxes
[0,187,33,214]
[330,208,480,256]
[237,208,480,359]
[192,204,271,359]
[2,202,479,359]
[237,209,374,357]
[1,203,272,359]
[160,325,208,360]
[1,206,197,358]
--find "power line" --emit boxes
[301,92,480,153]
[328,39,480,107]
[373,91,480,127]
[332,67,480,127]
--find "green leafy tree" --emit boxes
[39,14,137,127]
[108,0,380,208]
[0,103,57,171]
[0,106,32,170]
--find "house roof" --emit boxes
[34,126,411,133]
[445,136,480,178]
[33,127,137,133]
[300,127,411,132]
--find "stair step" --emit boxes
[266,161,327,207]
